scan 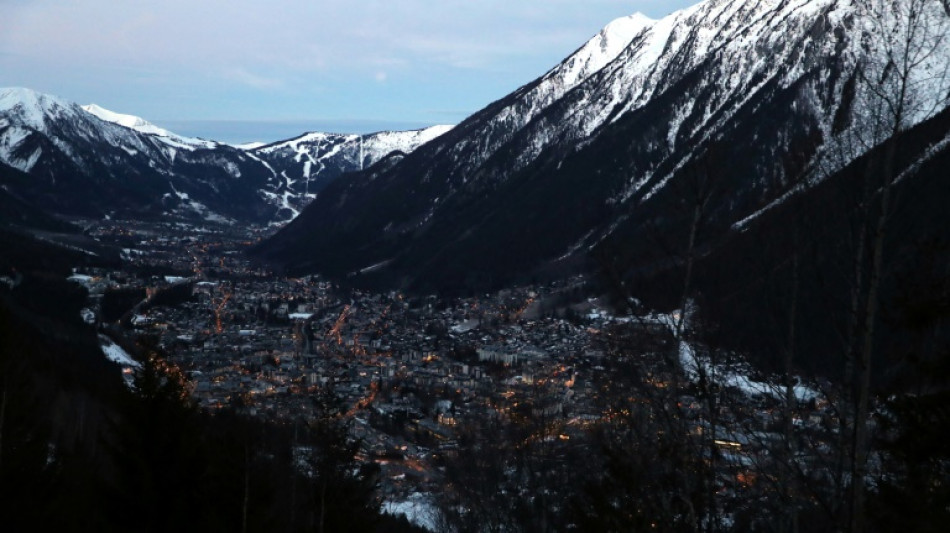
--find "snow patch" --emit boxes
[382,493,438,532]
[99,335,141,368]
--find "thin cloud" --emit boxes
[223,68,285,91]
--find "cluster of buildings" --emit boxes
[79,219,843,512]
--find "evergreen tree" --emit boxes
[107,337,204,532]
[303,388,380,533]
[868,239,950,532]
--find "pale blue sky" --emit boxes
[1,0,698,143]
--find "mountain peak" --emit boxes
[594,12,656,55]
[0,87,47,108]
[0,87,77,129]
[555,12,655,88]
[602,12,655,36]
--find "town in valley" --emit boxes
[73,218,839,522]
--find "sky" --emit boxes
[1,0,698,143]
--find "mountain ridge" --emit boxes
[254,0,950,294]
[0,87,453,225]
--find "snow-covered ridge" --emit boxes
[529,0,949,256]
[82,104,173,137]
[255,125,453,157]
[486,0,950,201]
[232,141,266,150]
[510,0,838,168]
[80,99,452,159]
[361,125,454,156]
[81,102,220,150]
[421,10,656,183]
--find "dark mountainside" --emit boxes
[0,162,79,234]
[608,107,950,379]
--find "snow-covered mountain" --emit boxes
[81,103,222,150]
[80,99,453,218]
[249,125,452,219]
[256,0,950,293]
[0,88,452,224]
[82,104,178,139]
